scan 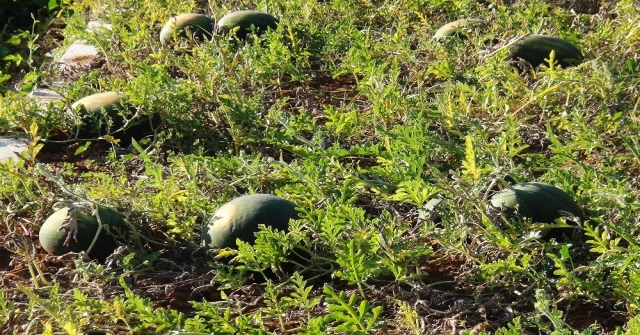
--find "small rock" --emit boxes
[57,40,100,71]
[29,88,63,105]
[0,137,30,163]
[86,20,113,33]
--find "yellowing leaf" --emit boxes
[63,321,81,335]
[29,121,38,136]
[462,135,480,182]
[103,134,121,145]
[216,249,238,259]
[42,322,54,335]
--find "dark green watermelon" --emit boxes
[39,205,130,262]
[203,194,298,249]
[69,91,159,141]
[510,34,583,68]
[489,182,583,224]
[215,10,279,40]
[159,13,215,45]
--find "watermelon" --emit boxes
[70,91,128,138]
[215,10,279,40]
[160,13,215,45]
[203,194,298,249]
[434,19,487,39]
[69,91,158,141]
[489,182,583,224]
[39,204,130,262]
[510,34,583,68]
[72,91,124,115]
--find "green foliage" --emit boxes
[626,314,640,335]
[120,250,162,273]
[0,290,14,325]
[234,223,301,274]
[115,278,185,332]
[495,317,524,335]
[284,272,322,320]
[1,0,640,333]
[323,285,383,334]
[532,289,599,335]
[0,0,68,94]
[334,237,381,294]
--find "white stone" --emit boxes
[87,20,113,33]
[54,20,112,71]
[57,40,100,71]
[30,88,63,104]
[0,137,30,163]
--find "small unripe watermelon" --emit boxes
[510,34,583,68]
[39,205,130,262]
[489,182,583,224]
[215,10,279,40]
[160,13,215,45]
[203,194,298,249]
[434,19,486,39]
